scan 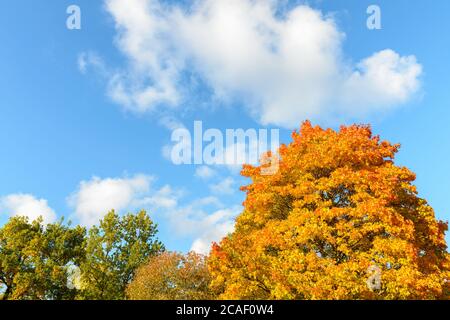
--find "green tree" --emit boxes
[79,210,164,300]
[0,216,86,300]
[127,251,213,300]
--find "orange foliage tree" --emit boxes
[208,121,450,299]
[127,252,213,300]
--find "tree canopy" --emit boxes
[127,251,213,300]
[79,210,164,300]
[0,217,85,300]
[0,210,163,300]
[1,121,449,300]
[208,121,450,299]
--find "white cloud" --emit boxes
[341,49,422,111]
[130,180,238,254]
[190,207,238,254]
[209,177,235,195]
[0,194,57,224]
[68,174,153,227]
[104,0,181,112]
[159,116,186,131]
[66,172,238,253]
[195,165,216,179]
[95,0,422,128]
[78,52,107,75]
[150,191,238,254]
[135,184,181,209]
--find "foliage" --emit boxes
[0,216,85,300]
[208,121,450,300]
[127,251,213,300]
[1,121,449,301]
[79,210,164,300]
[0,210,163,300]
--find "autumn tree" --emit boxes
[79,210,164,300]
[127,251,213,300]
[208,121,450,300]
[0,216,85,300]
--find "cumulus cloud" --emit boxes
[68,174,153,227]
[67,173,238,252]
[149,190,239,254]
[104,0,181,112]
[210,177,235,195]
[0,194,57,224]
[195,165,216,179]
[190,208,238,254]
[88,0,423,128]
[135,182,238,254]
[135,184,182,209]
[341,49,422,110]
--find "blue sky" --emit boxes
[0,0,449,252]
